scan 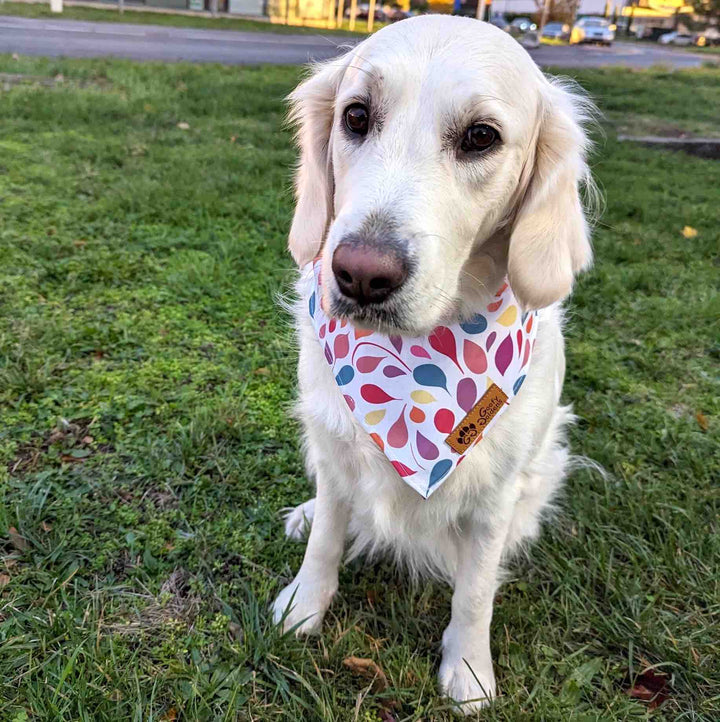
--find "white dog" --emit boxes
[272,15,596,714]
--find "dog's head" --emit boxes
[288,16,595,334]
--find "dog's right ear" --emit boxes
[287,58,348,267]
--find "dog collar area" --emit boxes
[303,260,539,498]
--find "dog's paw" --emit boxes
[281,499,315,541]
[439,627,496,715]
[439,655,496,715]
[271,573,335,635]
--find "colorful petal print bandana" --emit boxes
[305,260,539,499]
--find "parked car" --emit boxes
[541,21,571,40]
[384,6,411,22]
[693,27,720,46]
[345,3,386,21]
[571,17,615,45]
[488,13,510,31]
[658,31,694,46]
[509,17,536,34]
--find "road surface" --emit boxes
[0,16,715,68]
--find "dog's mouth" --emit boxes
[329,293,414,335]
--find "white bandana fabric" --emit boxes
[304,260,539,499]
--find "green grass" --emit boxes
[0,56,718,721]
[0,0,366,35]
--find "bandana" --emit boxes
[305,259,539,499]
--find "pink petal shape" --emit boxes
[389,335,403,353]
[522,340,530,368]
[387,408,409,448]
[410,345,431,359]
[416,431,439,460]
[361,384,396,404]
[516,329,523,355]
[485,331,497,351]
[343,394,355,411]
[334,334,349,360]
[463,340,488,374]
[391,460,415,477]
[457,378,477,413]
[356,356,383,373]
[329,319,337,333]
[429,326,462,372]
[383,365,406,378]
[324,342,333,364]
[319,324,326,339]
[495,334,514,376]
[434,408,455,433]
[487,299,502,312]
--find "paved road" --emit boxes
[0,15,716,68]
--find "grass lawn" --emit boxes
[0,56,718,721]
[0,0,366,35]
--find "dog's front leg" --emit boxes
[271,467,349,635]
[439,486,518,714]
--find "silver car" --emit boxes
[572,17,615,46]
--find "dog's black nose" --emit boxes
[332,244,408,305]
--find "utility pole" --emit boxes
[538,0,551,33]
[476,0,487,21]
[50,0,63,12]
[367,0,375,32]
[337,0,345,27]
[210,0,218,17]
[348,0,357,30]
[119,0,124,14]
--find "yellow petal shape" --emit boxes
[411,390,436,404]
[497,305,518,327]
[365,409,386,425]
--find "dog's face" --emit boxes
[289,16,593,334]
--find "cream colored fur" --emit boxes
[272,16,596,714]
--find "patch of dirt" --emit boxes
[104,568,200,635]
[0,72,111,91]
[8,417,113,475]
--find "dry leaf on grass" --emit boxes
[681,226,698,239]
[343,656,388,693]
[627,668,670,710]
[0,574,10,588]
[177,122,190,130]
[7,527,28,552]
[695,412,709,431]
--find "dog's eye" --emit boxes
[461,124,499,153]
[344,104,370,136]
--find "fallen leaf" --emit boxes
[41,521,52,533]
[81,435,94,445]
[0,574,10,588]
[177,122,190,130]
[343,656,388,693]
[73,240,87,248]
[681,225,698,239]
[161,708,177,721]
[627,668,670,710]
[695,412,708,431]
[254,367,270,376]
[230,135,237,143]
[8,527,28,552]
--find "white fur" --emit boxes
[272,16,595,714]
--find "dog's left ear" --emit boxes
[507,78,596,310]
[287,58,348,267]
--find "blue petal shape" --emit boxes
[413,364,448,392]
[335,365,355,386]
[308,292,316,318]
[460,314,487,334]
[429,459,453,488]
[513,374,526,395]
